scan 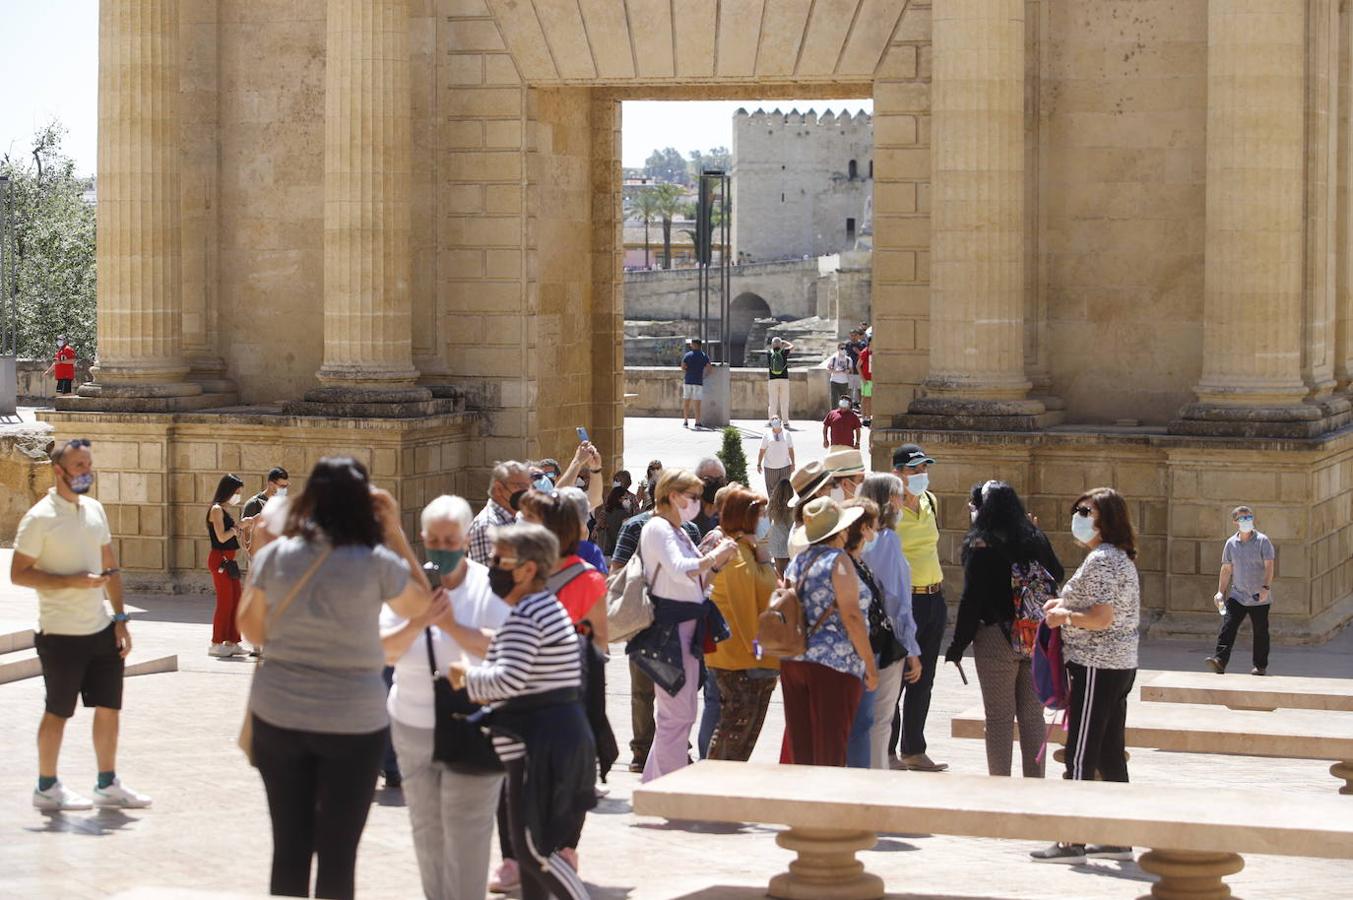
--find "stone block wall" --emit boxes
[0,428,56,545]
[40,411,477,592]
[871,427,1353,642]
[624,366,830,421]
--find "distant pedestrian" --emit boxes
[827,342,853,408]
[45,335,78,395]
[682,338,711,428]
[823,396,862,451]
[766,337,795,425]
[846,328,867,405]
[15,439,149,811]
[468,461,532,565]
[206,474,247,659]
[858,340,873,426]
[243,467,290,526]
[756,417,796,495]
[1206,506,1275,676]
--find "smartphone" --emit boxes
[423,560,442,578]
[101,568,120,577]
[576,426,590,443]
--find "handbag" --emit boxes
[219,558,242,580]
[427,630,503,774]
[237,547,331,766]
[854,557,906,669]
[606,543,661,643]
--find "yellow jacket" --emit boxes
[706,541,780,671]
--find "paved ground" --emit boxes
[1,417,1351,898]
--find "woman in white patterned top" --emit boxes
[1032,487,1141,865]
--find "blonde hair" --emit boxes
[655,468,702,512]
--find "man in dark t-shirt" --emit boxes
[681,339,711,428]
[241,467,289,550]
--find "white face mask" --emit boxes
[830,485,846,502]
[970,508,978,524]
[1237,518,1255,534]
[1071,513,1098,545]
[677,495,701,523]
[905,472,929,495]
[275,487,288,498]
[754,516,771,541]
[229,493,242,506]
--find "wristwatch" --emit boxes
[112,612,131,623]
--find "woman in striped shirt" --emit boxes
[451,523,595,900]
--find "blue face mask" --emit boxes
[754,516,771,541]
[426,548,465,576]
[862,534,878,553]
[532,476,553,493]
[68,472,94,495]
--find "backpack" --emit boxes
[756,548,836,659]
[854,557,906,668]
[545,560,590,596]
[1031,621,1069,711]
[769,348,788,376]
[1009,559,1057,657]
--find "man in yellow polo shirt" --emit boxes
[887,443,949,772]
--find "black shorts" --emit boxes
[35,624,124,718]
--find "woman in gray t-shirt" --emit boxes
[238,456,429,900]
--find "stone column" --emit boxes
[80,0,202,404]
[907,0,1044,427]
[306,0,429,408]
[1174,0,1323,436]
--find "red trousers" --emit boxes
[209,549,243,644]
[779,659,863,767]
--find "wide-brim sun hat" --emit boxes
[823,447,866,478]
[787,461,833,509]
[798,496,864,545]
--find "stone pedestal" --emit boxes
[1137,849,1244,900]
[768,828,883,900]
[907,0,1044,428]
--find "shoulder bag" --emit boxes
[427,630,504,774]
[238,546,331,766]
[606,538,661,643]
[756,547,838,659]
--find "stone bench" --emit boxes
[951,703,1353,794]
[1140,670,1353,713]
[632,760,1353,900]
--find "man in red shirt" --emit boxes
[822,396,862,450]
[45,337,77,395]
[858,342,873,426]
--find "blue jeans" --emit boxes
[697,667,721,758]
[846,684,875,768]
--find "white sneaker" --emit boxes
[224,642,247,657]
[33,781,93,811]
[208,643,231,657]
[92,778,152,809]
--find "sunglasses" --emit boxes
[1073,506,1093,517]
[66,439,92,450]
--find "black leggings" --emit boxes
[1063,663,1135,783]
[503,756,590,900]
[252,715,386,899]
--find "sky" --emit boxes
[0,1,99,175]
[0,4,871,178]
[621,99,872,169]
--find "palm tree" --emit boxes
[625,188,661,269]
[651,183,686,269]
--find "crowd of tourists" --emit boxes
[17,422,1293,895]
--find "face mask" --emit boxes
[509,488,527,511]
[1237,518,1255,534]
[68,472,94,495]
[838,400,851,410]
[702,478,724,504]
[678,496,701,523]
[426,548,465,576]
[906,472,929,495]
[754,516,771,541]
[532,477,553,493]
[862,534,878,553]
[487,565,518,599]
[613,479,624,489]
[1071,513,1098,545]
[970,508,979,524]
[830,485,846,502]
[229,493,242,506]
[275,487,288,498]
[576,477,587,489]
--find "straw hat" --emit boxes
[823,447,866,478]
[787,461,833,509]
[798,497,864,545]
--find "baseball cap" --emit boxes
[891,443,935,469]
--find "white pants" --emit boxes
[868,660,906,769]
[391,720,504,900]
[767,379,791,422]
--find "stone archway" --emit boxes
[728,292,772,367]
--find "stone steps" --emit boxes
[0,628,178,686]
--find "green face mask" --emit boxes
[426,548,466,576]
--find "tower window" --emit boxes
[848,159,858,179]
[868,160,873,178]
[846,217,856,241]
